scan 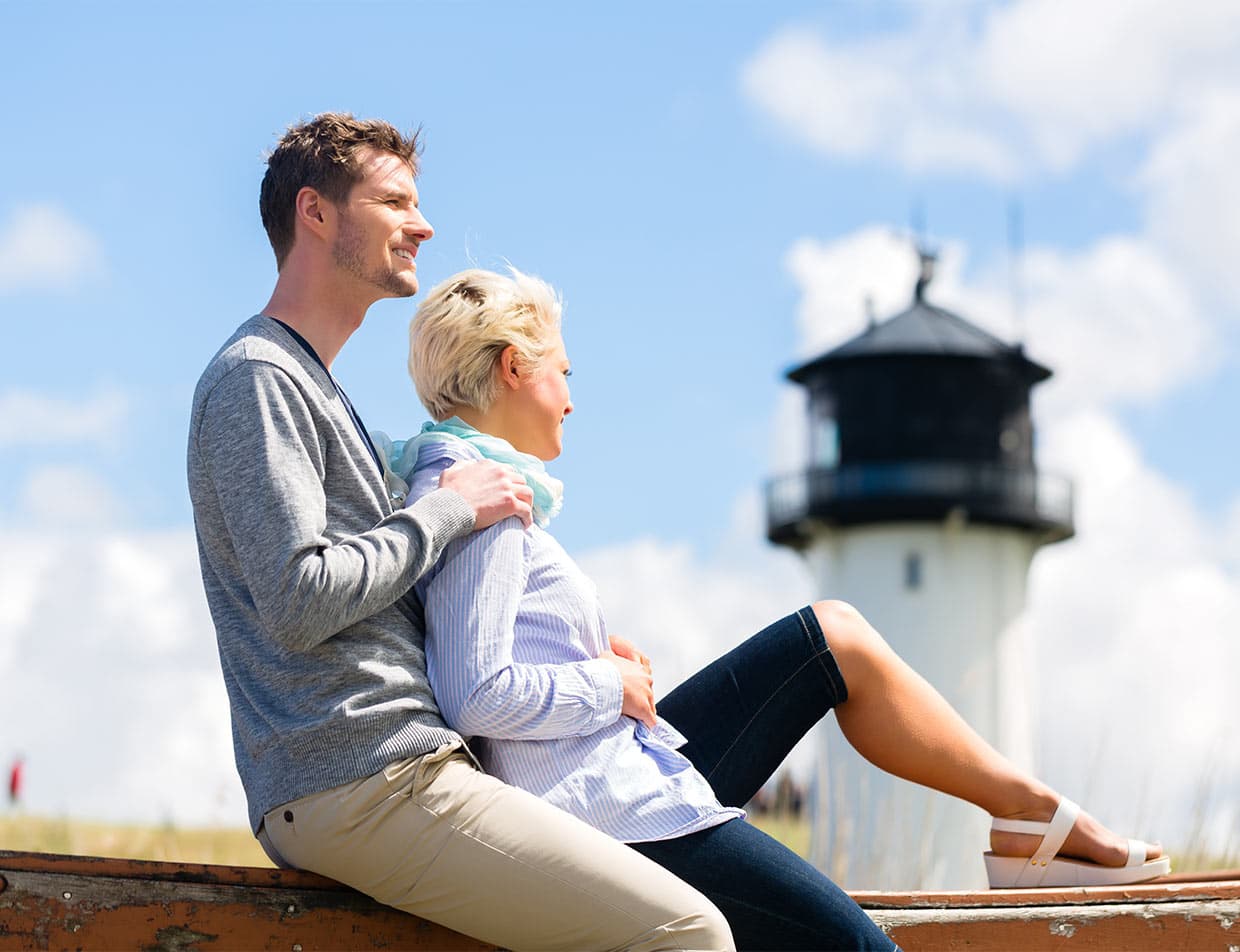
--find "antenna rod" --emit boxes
[915,247,936,303]
[1008,197,1026,342]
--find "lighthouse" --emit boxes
[765,251,1075,889]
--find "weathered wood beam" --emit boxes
[3,850,1239,951]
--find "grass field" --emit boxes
[0,812,810,868]
[7,812,1232,876]
[0,814,271,867]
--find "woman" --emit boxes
[379,267,1168,951]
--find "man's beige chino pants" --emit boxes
[259,743,733,951]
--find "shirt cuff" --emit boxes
[581,657,625,730]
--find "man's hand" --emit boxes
[608,634,653,676]
[600,650,657,728]
[439,460,534,529]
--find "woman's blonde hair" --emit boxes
[409,267,564,420]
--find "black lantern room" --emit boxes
[766,253,1075,549]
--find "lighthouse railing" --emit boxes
[766,461,1074,541]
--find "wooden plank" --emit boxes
[852,878,1240,909]
[4,851,1239,951]
[0,853,496,951]
[872,898,1240,951]
[0,849,336,890]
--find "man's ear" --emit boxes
[295,186,332,240]
[499,345,523,390]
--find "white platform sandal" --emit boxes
[984,797,1171,888]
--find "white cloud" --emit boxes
[578,494,821,779]
[1139,89,1240,311]
[784,226,1216,415]
[1029,410,1240,846]
[0,204,106,293]
[13,464,125,526]
[741,27,1020,181]
[0,526,244,826]
[742,0,1240,179]
[785,226,966,359]
[976,0,1240,169]
[579,493,814,693]
[0,388,128,447]
[960,238,1214,414]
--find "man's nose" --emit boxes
[406,208,434,242]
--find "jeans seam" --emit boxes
[703,672,824,789]
[796,605,850,704]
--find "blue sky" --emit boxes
[3,1,1238,856]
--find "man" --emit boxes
[186,113,730,951]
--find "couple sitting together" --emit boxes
[188,113,1168,952]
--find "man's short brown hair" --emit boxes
[259,113,422,268]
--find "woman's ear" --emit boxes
[499,345,523,390]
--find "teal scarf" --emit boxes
[373,417,564,528]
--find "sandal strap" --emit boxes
[1126,839,1147,867]
[991,817,1052,835]
[1033,798,1079,866]
[991,797,1081,877]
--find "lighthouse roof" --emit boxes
[787,299,1051,384]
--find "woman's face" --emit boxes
[507,333,574,460]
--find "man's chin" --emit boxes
[378,275,419,299]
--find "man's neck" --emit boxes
[261,263,371,369]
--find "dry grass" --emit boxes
[752,813,812,857]
[5,812,1236,880]
[0,814,271,867]
[9,810,1238,877]
[0,813,809,868]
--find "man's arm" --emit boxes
[195,360,524,650]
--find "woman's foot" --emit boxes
[985,796,1169,888]
[990,799,1164,867]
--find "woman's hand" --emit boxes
[599,650,657,728]
[607,635,653,675]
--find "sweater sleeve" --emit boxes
[424,517,624,741]
[194,360,476,650]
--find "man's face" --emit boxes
[331,149,433,299]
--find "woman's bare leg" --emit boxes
[814,600,1162,865]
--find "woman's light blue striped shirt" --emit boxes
[408,442,742,843]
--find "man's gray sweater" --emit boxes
[187,316,475,832]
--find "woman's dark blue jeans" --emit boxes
[630,606,895,951]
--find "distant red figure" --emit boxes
[8,757,23,806]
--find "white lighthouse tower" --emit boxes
[765,252,1075,889]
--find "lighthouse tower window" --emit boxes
[904,552,923,591]
[813,417,839,467]
[810,393,840,468]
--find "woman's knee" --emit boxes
[812,599,886,685]
[812,599,868,646]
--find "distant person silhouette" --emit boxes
[8,756,23,807]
